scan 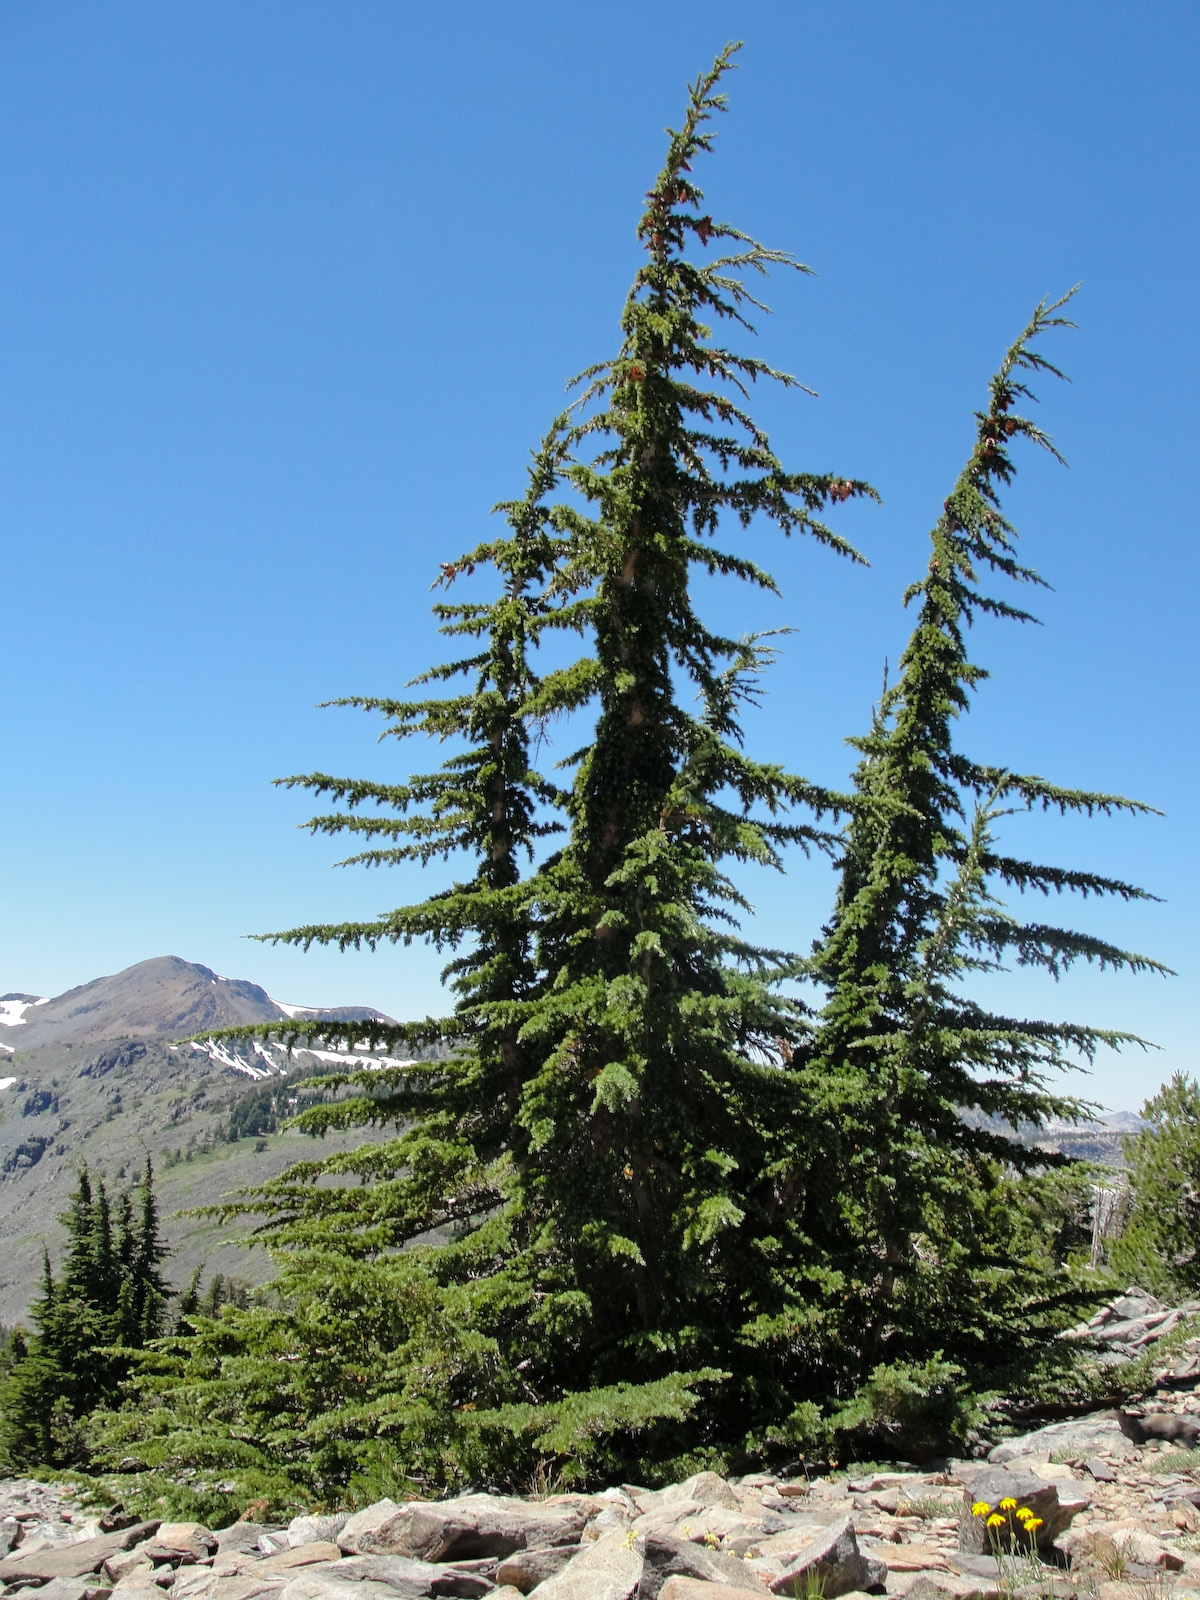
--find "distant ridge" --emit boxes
[0,955,393,1053]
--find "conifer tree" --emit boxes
[133,1155,171,1341]
[1111,1074,1200,1296]
[111,47,876,1497]
[240,421,582,1252]
[802,297,1167,1424]
[0,1160,173,1470]
[101,59,1165,1502]
[494,42,873,1409]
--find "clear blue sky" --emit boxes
[1,2,1195,1112]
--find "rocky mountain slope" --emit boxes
[0,955,387,1055]
[0,958,402,1326]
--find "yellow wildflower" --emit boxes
[987,1514,1006,1528]
[971,1502,991,1517]
[1024,1517,1043,1531]
[998,1498,1018,1511]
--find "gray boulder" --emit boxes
[340,1500,587,1563]
[282,1554,496,1600]
[636,1533,764,1600]
[290,1517,352,1550]
[656,1478,739,1513]
[34,1582,114,1600]
[1106,1293,1166,1322]
[659,1581,774,1600]
[339,1505,401,1557]
[281,1571,425,1600]
[344,1556,496,1598]
[956,1469,1075,1553]
[987,1416,1135,1465]
[214,1525,278,1555]
[764,1518,886,1599]
[0,1521,161,1583]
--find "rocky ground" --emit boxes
[3,1294,1200,1600]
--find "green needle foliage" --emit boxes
[802,296,1168,1440]
[1111,1074,1200,1296]
[499,41,873,1410]
[0,1158,169,1470]
[95,51,1164,1505]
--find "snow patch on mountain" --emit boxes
[187,1033,416,1080]
[0,998,48,1028]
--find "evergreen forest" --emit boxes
[3,45,1194,1517]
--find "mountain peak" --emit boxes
[0,956,391,1052]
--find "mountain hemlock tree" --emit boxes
[97,51,1162,1510]
[0,1157,170,1470]
[100,48,877,1503]
[800,296,1167,1448]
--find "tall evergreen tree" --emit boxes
[497,42,873,1414]
[110,47,875,1499]
[801,297,1167,1424]
[100,59,1163,1505]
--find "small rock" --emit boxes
[637,1532,766,1600]
[659,1579,774,1600]
[104,1551,156,1584]
[766,1518,886,1599]
[156,1527,217,1556]
[100,1508,142,1534]
[498,1548,581,1594]
[259,1543,345,1573]
[899,1574,1001,1600]
[288,1519,351,1551]
[1085,1460,1117,1483]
